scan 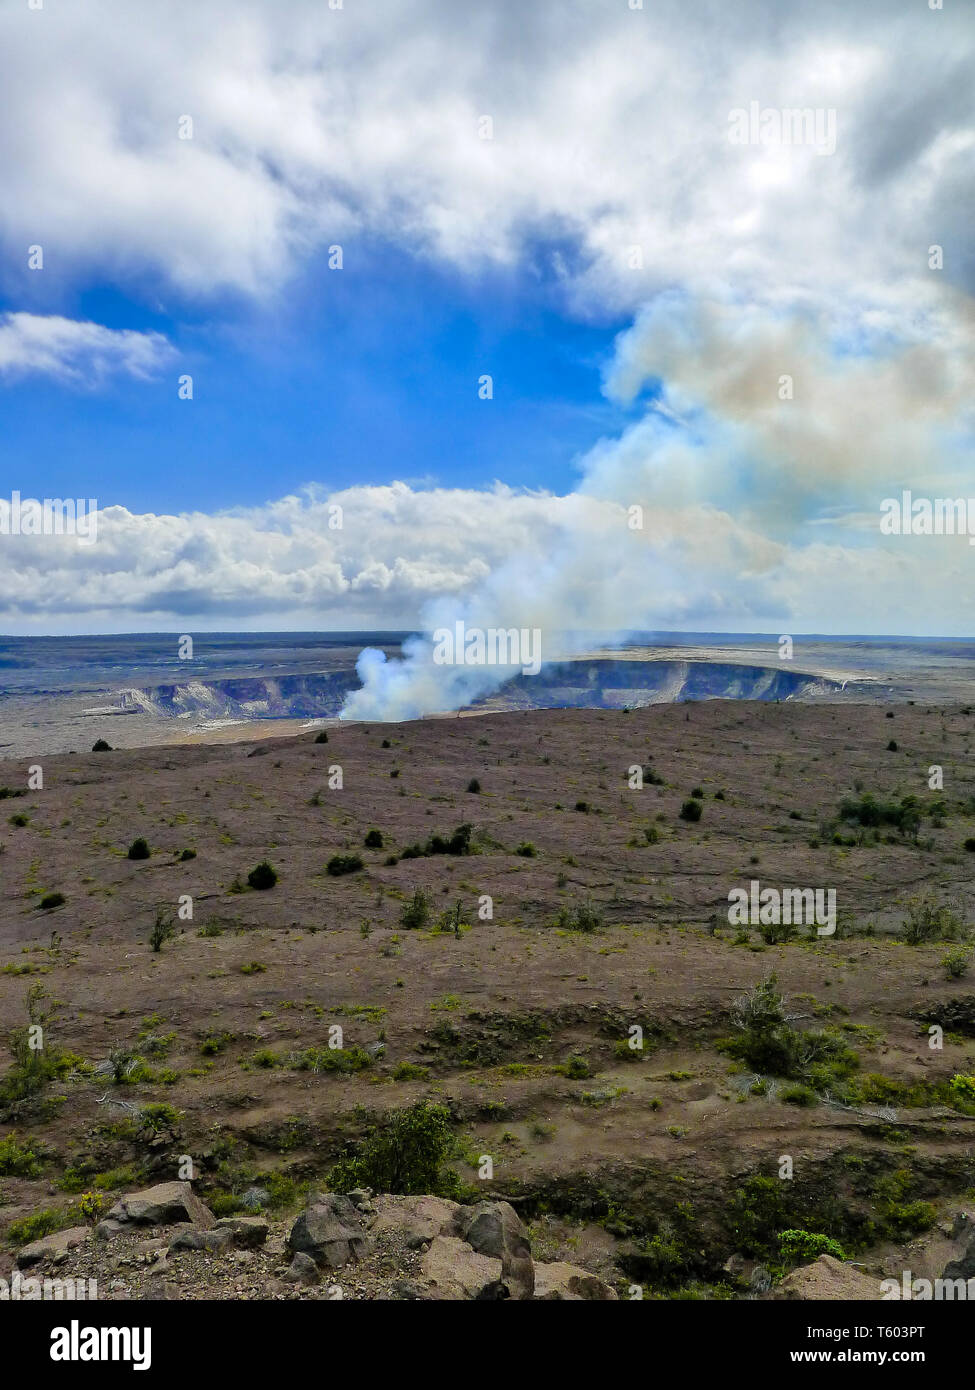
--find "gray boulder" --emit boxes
[214,1216,269,1248]
[16,1225,90,1268]
[287,1193,369,1269]
[459,1200,534,1298]
[107,1181,215,1229]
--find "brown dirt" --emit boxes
[2,700,975,1295]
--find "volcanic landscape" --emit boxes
[1,697,975,1298]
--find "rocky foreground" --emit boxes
[7,1180,618,1300]
[10,1179,975,1302]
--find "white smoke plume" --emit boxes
[341,287,975,721]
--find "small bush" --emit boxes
[392,1061,430,1081]
[326,853,364,877]
[466,778,481,793]
[247,860,278,890]
[554,897,603,933]
[781,1084,817,1107]
[127,837,150,861]
[314,730,329,743]
[328,1100,458,1197]
[91,739,112,752]
[887,740,898,751]
[149,909,176,952]
[364,829,384,849]
[400,888,430,931]
[679,799,702,822]
[942,947,970,980]
[0,1132,44,1177]
[9,813,29,827]
[515,841,537,858]
[8,1208,69,1245]
[779,1230,845,1264]
[179,848,197,861]
[38,892,65,910]
[903,893,968,945]
[949,1074,975,1106]
[563,1055,591,1079]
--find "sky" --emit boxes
[0,0,973,641]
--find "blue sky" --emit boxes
[0,0,971,639]
[1,249,636,513]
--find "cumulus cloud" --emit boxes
[0,0,971,312]
[3,459,974,653]
[0,313,173,384]
[1,0,973,681]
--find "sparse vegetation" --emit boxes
[247,860,278,890]
[328,1100,459,1197]
[326,853,364,876]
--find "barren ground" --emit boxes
[2,700,975,1296]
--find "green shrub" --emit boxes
[326,854,364,877]
[247,860,278,890]
[902,893,968,945]
[0,987,71,1105]
[562,1054,591,1079]
[7,1207,70,1245]
[287,1045,372,1074]
[720,974,859,1087]
[553,897,603,933]
[942,947,970,980]
[949,1074,975,1106]
[392,1061,429,1081]
[400,888,430,931]
[515,841,537,857]
[781,1084,817,1107]
[364,829,384,849]
[779,1229,845,1264]
[210,1192,247,1217]
[0,1132,44,1177]
[328,1100,458,1197]
[91,740,112,752]
[466,778,481,793]
[37,892,65,910]
[149,909,176,952]
[679,799,702,823]
[127,837,150,860]
[314,730,329,744]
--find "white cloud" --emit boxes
[0,313,173,384]
[2,476,975,646]
[0,0,970,315]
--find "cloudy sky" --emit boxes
[0,0,972,637]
